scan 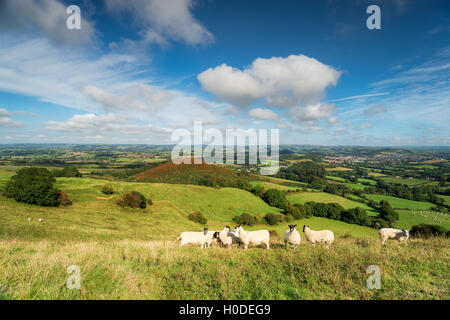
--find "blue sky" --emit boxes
[0,0,449,145]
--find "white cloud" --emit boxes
[328,116,339,125]
[0,0,96,46]
[249,108,278,120]
[198,54,341,108]
[364,105,387,116]
[105,0,213,46]
[0,108,22,128]
[290,102,336,123]
[357,122,372,130]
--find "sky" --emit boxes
[0,0,449,146]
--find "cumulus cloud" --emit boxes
[357,122,373,130]
[248,108,278,120]
[0,108,22,128]
[198,54,341,108]
[105,0,213,46]
[83,84,174,112]
[290,103,336,123]
[46,113,173,136]
[0,0,96,46]
[328,116,339,125]
[364,105,387,116]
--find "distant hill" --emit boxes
[135,160,247,187]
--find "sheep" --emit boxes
[27,218,32,222]
[378,228,409,245]
[214,226,241,248]
[303,225,334,248]
[284,224,301,249]
[234,225,270,250]
[38,218,43,223]
[177,228,212,248]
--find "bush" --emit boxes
[147,198,153,206]
[284,204,303,219]
[264,213,283,225]
[101,184,114,195]
[188,211,207,224]
[269,229,279,239]
[116,191,147,209]
[232,213,258,226]
[54,167,82,178]
[56,191,73,206]
[263,189,288,209]
[4,167,58,206]
[410,224,448,238]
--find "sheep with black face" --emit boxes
[284,224,301,249]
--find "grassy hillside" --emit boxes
[394,210,450,230]
[366,194,435,210]
[0,237,447,299]
[0,169,449,300]
[135,161,242,186]
[287,192,377,215]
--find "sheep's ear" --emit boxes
[294,224,297,228]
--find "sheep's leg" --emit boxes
[244,244,248,250]
[266,242,270,250]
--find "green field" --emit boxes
[0,169,449,300]
[366,194,435,210]
[394,210,450,230]
[326,175,346,182]
[287,192,377,216]
[381,176,436,186]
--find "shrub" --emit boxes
[232,213,258,226]
[101,184,114,195]
[147,198,153,206]
[251,184,266,198]
[269,229,279,239]
[116,191,147,209]
[56,191,73,206]
[188,211,207,224]
[284,204,303,220]
[54,167,82,178]
[264,213,282,225]
[4,167,58,206]
[263,189,288,209]
[410,224,448,238]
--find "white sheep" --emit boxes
[234,225,270,250]
[38,218,43,222]
[177,228,212,248]
[284,224,301,249]
[378,228,409,245]
[214,226,241,248]
[303,225,334,247]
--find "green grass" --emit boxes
[394,210,450,230]
[287,192,377,216]
[0,237,447,299]
[381,176,435,186]
[0,169,449,300]
[326,175,346,182]
[438,195,450,206]
[366,194,435,210]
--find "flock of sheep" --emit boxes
[177,225,410,249]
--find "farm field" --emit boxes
[381,176,436,186]
[366,194,435,210]
[0,166,448,300]
[286,192,378,215]
[394,210,450,230]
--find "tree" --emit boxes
[263,188,289,209]
[4,167,59,206]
